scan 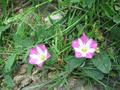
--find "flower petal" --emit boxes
[81,33,89,44]
[46,53,51,59]
[29,54,39,59]
[75,52,83,58]
[36,59,45,65]
[72,39,80,48]
[88,48,96,53]
[90,41,97,49]
[37,44,47,52]
[86,53,94,59]
[78,39,84,47]
[30,48,38,55]
[86,39,93,47]
[29,58,39,64]
[86,39,97,48]
[36,46,43,54]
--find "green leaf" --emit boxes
[14,21,34,48]
[14,35,34,48]
[16,23,27,38]
[113,15,120,24]
[1,0,7,17]
[4,53,16,71]
[110,26,120,40]
[71,0,80,3]
[23,49,30,62]
[0,25,10,38]
[0,58,4,72]
[36,27,55,42]
[4,75,15,88]
[65,56,85,73]
[64,0,71,4]
[0,58,4,65]
[83,69,104,80]
[115,5,120,11]
[102,3,115,18]
[81,0,95,8]
[47,0,53,2]
[27,64,33,75]
[92,52,111,74]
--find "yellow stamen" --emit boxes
[41,55,46,61]
[81,47,88,53]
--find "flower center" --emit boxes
[81,47,88,53]
[41,55,46,61]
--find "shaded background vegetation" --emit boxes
[0,0,120,90]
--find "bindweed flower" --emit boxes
[72,33,98,59]
[29,44,51,67]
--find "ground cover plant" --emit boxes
[0,0,120,90]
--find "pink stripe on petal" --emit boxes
[86,39,93,46]
[46,53,51,59]
[75,52,83,58]
[81,33,89,44]
[90,41,97,49]
[86,53,94,59]
[37,44,47,51]
[72,40,80,48]
[30,48,38,55]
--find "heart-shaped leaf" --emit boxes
[65,56,85,73]
[83,69,104,80]
[92,52,111,74]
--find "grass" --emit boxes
[0,0,120,90]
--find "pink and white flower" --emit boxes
[72,33,98,59]
[29,44,51,67]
